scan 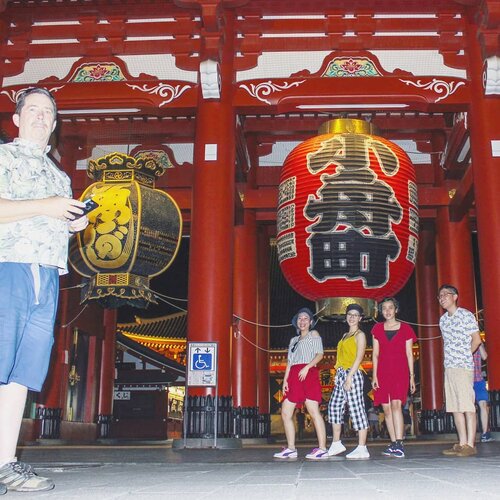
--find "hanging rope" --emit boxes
[233,327,274,353]
[233,314,292,329]
[233,305,326,329]
[141,285,488,345]
[233,320,443,348]
[60,304,89,328]
[154,294,188,313]
[60,283,85,291]
[400,308,484,341]
[146,288,188,302]
[371,319,441,341]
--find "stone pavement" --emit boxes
[8,439,500,499]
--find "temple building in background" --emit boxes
[3,0,500,443]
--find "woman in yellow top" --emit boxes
[327,304,370,460]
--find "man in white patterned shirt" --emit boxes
[438,284,482,457]
[0,88,88,494]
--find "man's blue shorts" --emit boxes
[0,262,59,392]
[474,379,489,403]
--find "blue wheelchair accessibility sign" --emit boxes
[192,353,213,371]
[187,342,218,387]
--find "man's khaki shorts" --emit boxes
[444,367,475,413]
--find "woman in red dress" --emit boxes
[371,297,417,458]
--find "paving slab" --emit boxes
[5,439,500,499]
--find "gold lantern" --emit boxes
[69,151,182,308]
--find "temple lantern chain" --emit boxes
[277,119,419,319]
[69,151,182,309]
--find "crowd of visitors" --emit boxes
[274,285,493,461]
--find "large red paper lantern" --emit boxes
[277,119,418,318]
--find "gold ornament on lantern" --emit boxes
[69,151,182,308]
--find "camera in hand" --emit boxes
[81,198,99,215]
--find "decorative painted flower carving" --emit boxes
[126,83,192,107]
[0,85,64,103]
[89,64,111,81]
[240,80,306,105]
[341,59,363,74]
[399,78,465,102]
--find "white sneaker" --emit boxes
[346,445,370,460]
[273,447,298,459]
[328,440,346,456]
[0,461,54,492]
[305,448,329,460]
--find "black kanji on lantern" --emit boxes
[304,134,403,288]
[307,231,400,286]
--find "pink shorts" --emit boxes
[284,364,322,404]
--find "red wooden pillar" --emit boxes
[435,209,476,312]
[187,95,235,396]
[37,278,76,439]
[232,210,258,408]
[84,335,98,424]
[415,226,443,410]
[40,281,71,411]
[434,123,476,409]
[257,227,270,414]
[467,16,500,389]
[98,309,117,418]
[186,33,236,397]
[95,308,116,439]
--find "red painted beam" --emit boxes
[235,76,469,114]
[244,114,448,134]
[236,15,465,36]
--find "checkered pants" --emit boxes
[328,367,368,430]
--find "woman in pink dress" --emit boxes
[371,297,417,458]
